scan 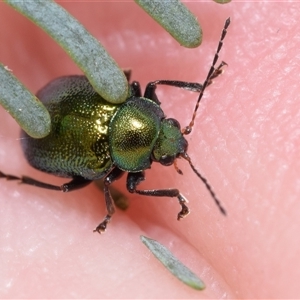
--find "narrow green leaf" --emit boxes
[135,0,202,48]
[0,64,51,138]
[140,236,206,290]
[5,0,128,104]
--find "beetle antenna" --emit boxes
[174,159,183,175]
[182,152,227,215]
[183,18,230,135]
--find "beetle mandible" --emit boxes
[1,18,230,233]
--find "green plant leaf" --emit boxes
[0,64,51,138]
[4,0,129,104]
[135,0,202,48]
[141,235,206,290]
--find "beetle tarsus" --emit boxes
[177,203,190,220]
[177,194,190,220]
[94,215,111,234]
[92,168,124,233]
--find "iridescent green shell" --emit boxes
[109,97,164,172]
[21,76,119,180]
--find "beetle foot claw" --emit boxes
[93,215,111,234]
[177,193,190,220]
[177,203,190,220]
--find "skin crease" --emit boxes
[0,1,300,298]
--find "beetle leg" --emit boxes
[130,81,142,97]
[143,83,161,105]
[60,176,93,192]
[126,172,190,221]
[143,61,227,103]
[145,81,202,100]
[93,167,124,234]
[0,171,92,191]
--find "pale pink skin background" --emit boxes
[0,2,299,298]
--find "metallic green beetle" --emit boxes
[1,19,229,233]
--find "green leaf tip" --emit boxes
[140,235,206,290]
[0,64,51,138]
[135,0,202,48]
[5,0,128,104]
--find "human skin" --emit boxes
[0,2,300,298]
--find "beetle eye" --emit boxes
[159,155,175,166]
